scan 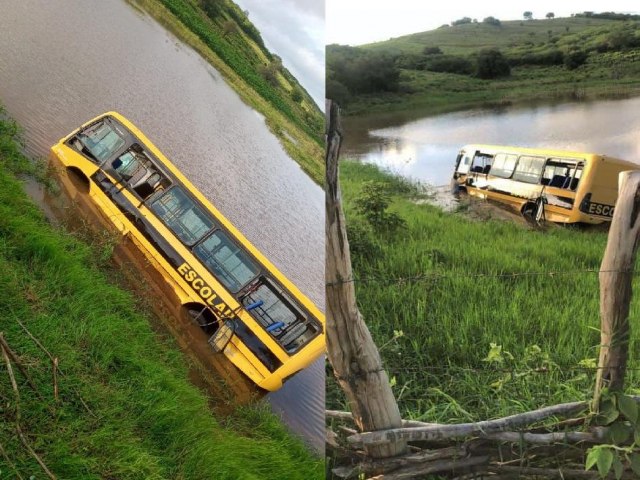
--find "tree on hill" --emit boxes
[451,17,472,26]
[475,48,511,79]
[483,16,502,26]
[546,12,555,19]
[524,11,533,20]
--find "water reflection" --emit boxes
[343,97,640,186]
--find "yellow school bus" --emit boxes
[50,112,324,391]
[452,144,639,224]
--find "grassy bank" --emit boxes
[329,16,640,116]
[129,0,324,184]
[0,115,322,478]
[328,161,639,423]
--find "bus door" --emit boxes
[470,152,493,187]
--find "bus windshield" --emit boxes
[77,120,125,163]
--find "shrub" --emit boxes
[475,49,511,79]
[354,181,405,233]
[423,46,443,55]
[564,50,588,70]
[425,55,474,75]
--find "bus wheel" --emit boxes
[521,202,537,220]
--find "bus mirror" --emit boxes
[208,319,237,353]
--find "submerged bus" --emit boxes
[452,144,639,224]
[50,112,324,391]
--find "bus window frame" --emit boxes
[241,277,322,355]
[490,152,519,179]
[512,155,546,184]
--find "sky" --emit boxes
[327,0,640,46]
[233,0,324,108]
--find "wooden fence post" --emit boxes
[593,171,640,408]
[325,100,407,459]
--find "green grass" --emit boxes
[0,113,323,478]
[335,16,640,116]
[328,161,640,424]
[129,0,324,185]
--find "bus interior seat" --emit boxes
[549,175,568,188]
[570,178,579,190]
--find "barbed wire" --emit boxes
[326,267,640,287]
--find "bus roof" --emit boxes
[461,144,638,169]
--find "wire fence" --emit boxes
[326,267,640,287]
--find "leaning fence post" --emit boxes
[593,171,640,408]
[325,100,407,459]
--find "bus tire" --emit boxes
[521,202,537,220]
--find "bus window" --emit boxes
[542,159,583,190]
[150,186,214,245]
[242,281,319,352]
[512,156,545,184]
[456,151,473,174]
[111,144,171,200]
[471,153,493,173]
[490,153,518,178]
[75,119,125,163]
[193,230,260,293]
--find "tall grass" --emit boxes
[0,113,322,478]
[328,161,639,423]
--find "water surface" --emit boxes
[343,98,640,187]
[0,0,323,452]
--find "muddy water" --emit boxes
[0,1,323,451]
[343,98,640,189]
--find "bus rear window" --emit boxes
[150,186,214,245]
[75,120,125,163]
[193,230,259,292]
[243,281,320,353]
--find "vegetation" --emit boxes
[128,0,324,184]
[327,14,640,115]
[0,112,323,478]
[328,161,640,427]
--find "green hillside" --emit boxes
[363,17,617,56]
[131,0,324,184]
[327,13,640,116]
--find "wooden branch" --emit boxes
[482,429,605,444]
[0,441,24,480]
[332,446,469,478]
[486,465,603,479]
[52,357,59,402]
[325,100,406,458]
[594,170,640,405]
[365,455,489,480]
[2,343,56,479]
[0,333,42,397]
[14,318,96,417]
[326,410,441,428]
[348,401,588,446]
